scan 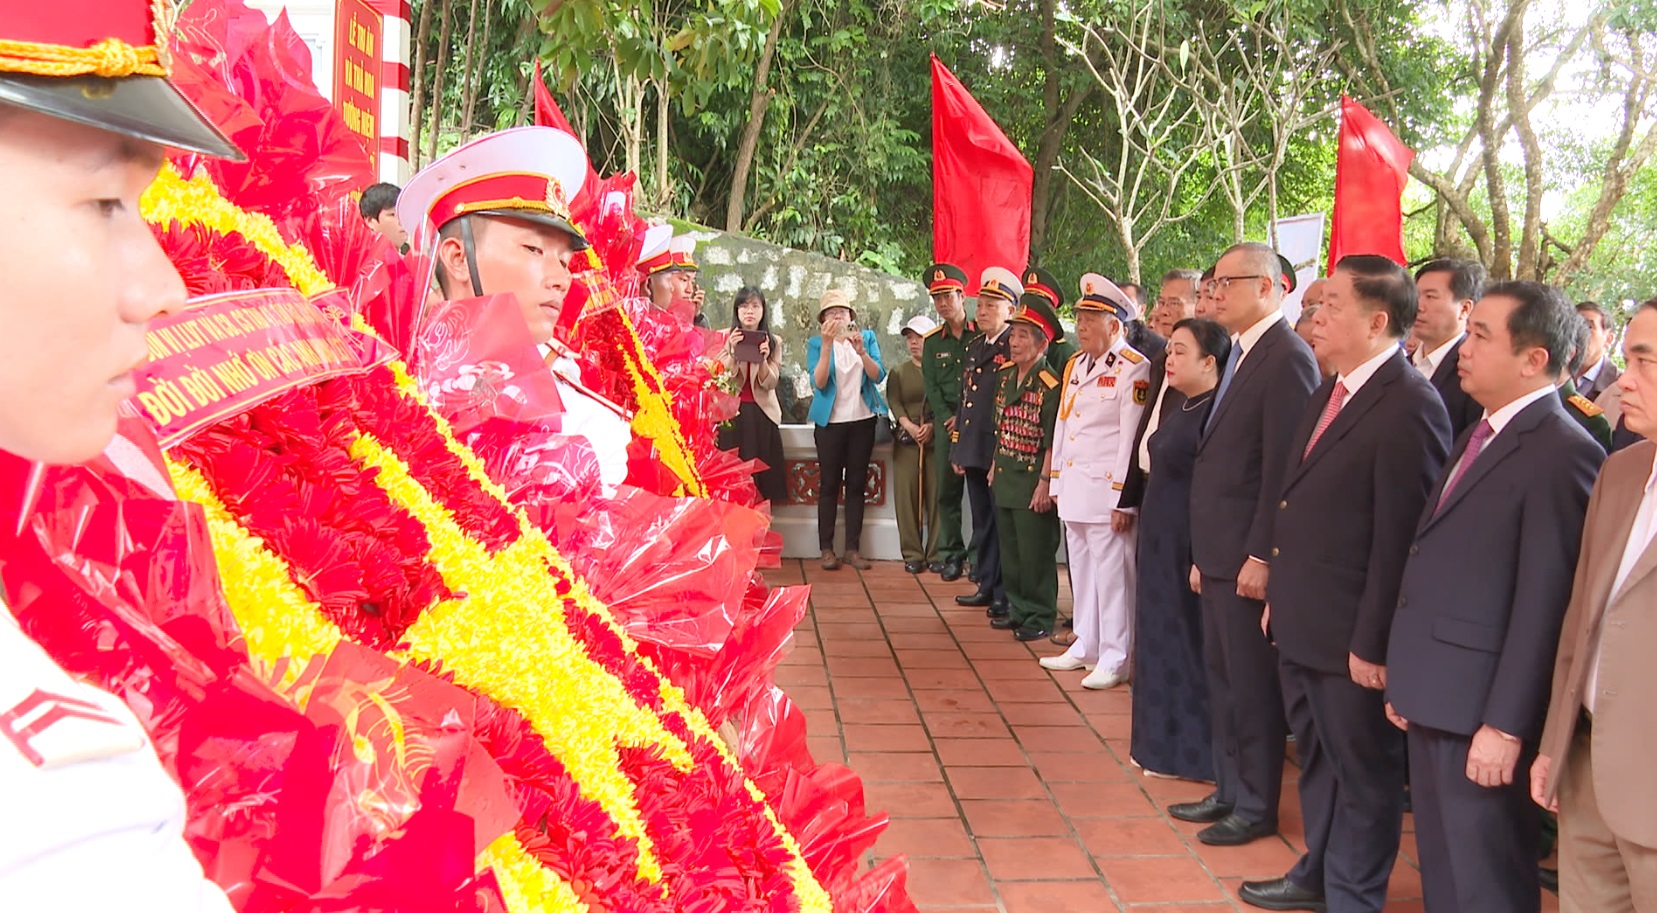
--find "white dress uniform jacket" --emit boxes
[1051,338,1151,521]
[0,601,232,913]
[539,341,634,495]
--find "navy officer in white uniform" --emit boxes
[398,127,634,494]
[1041,274,1151,689]
[0,1,244,909]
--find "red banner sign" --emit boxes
[133,289,383,449]
[332,0,383,158]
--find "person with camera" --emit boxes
[807,289,888,570]
[714,286,786,503]
[888,315,940,573]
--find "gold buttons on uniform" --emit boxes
[1271,547,1280,557]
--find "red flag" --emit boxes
[931,55,1032,286]
[1328,95,1415,269]
[533,61,577,135]
[533,61,598,197]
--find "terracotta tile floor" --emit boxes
[767,558,1562,913]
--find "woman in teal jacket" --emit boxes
[806,289,888,570]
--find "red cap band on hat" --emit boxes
[1026,282,1058,305]
[638,251,675,276]
[428,171,572,230]
[3,2,169,78]
[1012,305,1056,341]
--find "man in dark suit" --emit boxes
[1386,281,1605,913]
[1411,258,1486,437]
[1239,257,1453,912]
[951,267,1020,615]
[1574,301,1623,401]
[1171,242,1321,846]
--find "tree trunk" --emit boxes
[725,0,794,232]
[409,0,436,167]
[425,0,455,163]
[1505,23,1545,279]
[463,0,494,133]
[1554,74,1657,284]
[654,79,670,208]
[456,0,481,134]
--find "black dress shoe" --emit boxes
[928,561,945,574]
[904,560,925,574]
[940,560,964,582]
[1168,793,1234,823]
[985,599,1010,619]
[1013,625,1052,641]
[1198,813,1278,846]
[967,570,981,584]
[990,615,1018,630]
[1238,877,1326,912]
[955,591,993,607]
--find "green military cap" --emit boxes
[1277,253,1299,294]
[1022,266,1065,309]
[1009,292,1062,344]
[925,263,969,295]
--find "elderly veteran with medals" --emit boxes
[1040,274,1151,689]
[988,295,1066,642]
[0,2,245,909]
[1022,266,1078,372]
[398,126,633,495]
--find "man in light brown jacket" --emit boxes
[1532,297,1657,911]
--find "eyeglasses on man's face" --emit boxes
[1205,274,1269,295]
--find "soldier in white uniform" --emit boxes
[1041,274,1151,690]
[0,2,242,909]
[399,127,633,494]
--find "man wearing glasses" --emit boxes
[1171,242,1321,847]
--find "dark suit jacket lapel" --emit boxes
[1430,337,1465,390]
[1201,318,1286,447]
[1420,394,1557,533]
[1286,352,1404,489]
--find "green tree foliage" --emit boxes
[406,0,1656,301]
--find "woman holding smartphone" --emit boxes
[714,286,787,503]
[806,289,887,570]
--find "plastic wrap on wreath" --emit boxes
[409,293,606,510]
[0,418,514,912]
[172,0,375,230]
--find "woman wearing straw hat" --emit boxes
[806,289,888,570]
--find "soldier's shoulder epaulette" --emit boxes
[1568,394,1604,418]
[998,360,1017,371]
[1119,347,1145,365]
[1039,369,1060,389]
[923,324,944,339]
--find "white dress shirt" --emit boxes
[1413,333,1462,378]
[1336,343,1397,399]
[0,603,233,913]
[539,344,633,494]
[1585,448,1657,714]
[1233,310,1286,370]
[828,339,874,423]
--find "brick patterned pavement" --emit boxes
[768,558,1561,913]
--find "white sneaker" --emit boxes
[1081,667,1129,690]
[1038,654,1091,672]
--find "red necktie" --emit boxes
[1302,382,1348,460]
[1435,419,1495,511]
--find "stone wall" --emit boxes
[679,224,931,424]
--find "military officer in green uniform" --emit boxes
[1022,266,1077,371]
[988,294,1065,641]
[1557,315,1614,452]
[952,267,1021,610]
[921,263,976,580]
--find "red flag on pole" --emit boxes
[931,54,1032,285]
[533,61,598,195]
[1328,95,1415,270]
